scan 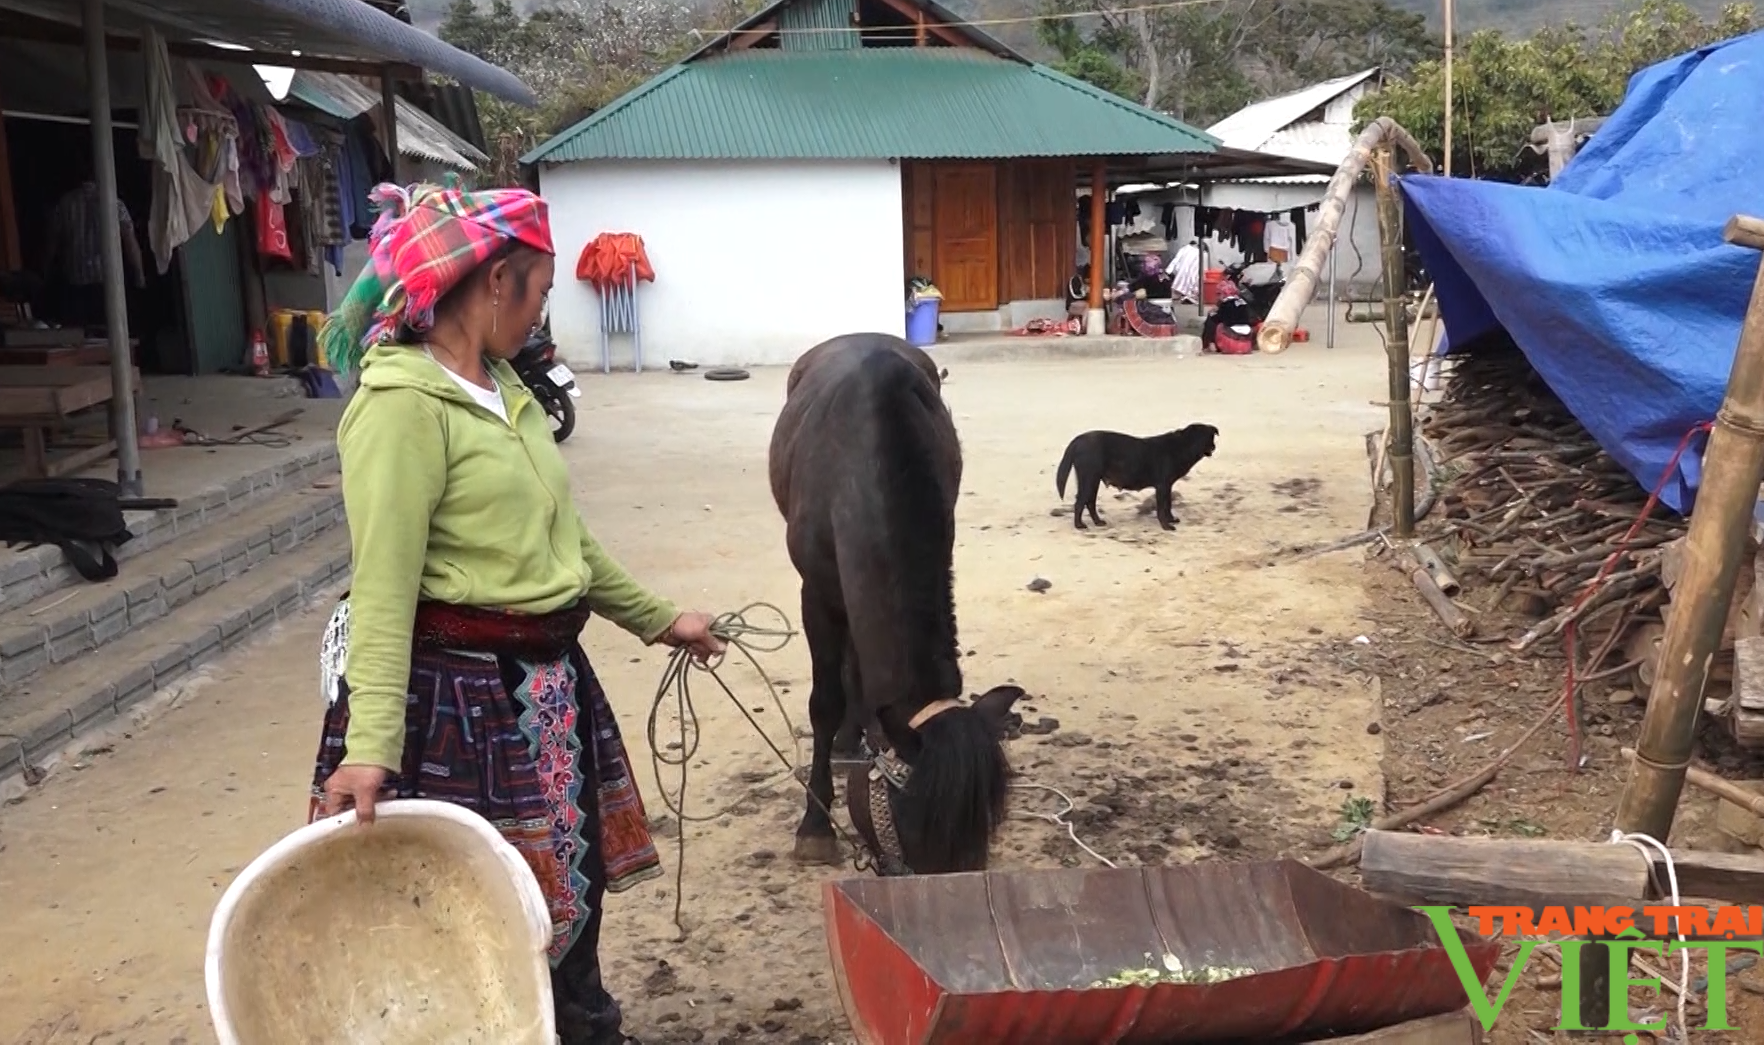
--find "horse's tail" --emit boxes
[1056,442,1076,499]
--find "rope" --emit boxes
[1011,783,1118,868]
[1559,421,1711,769]
[642,613,1126,929]
[1609,830,1689,1041]
[643,602,874,935]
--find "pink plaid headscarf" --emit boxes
[322,181,554,375]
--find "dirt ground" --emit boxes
[5,331,1735,1045]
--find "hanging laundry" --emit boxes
[1265,215,1295,265]
[576,233,655,291]
[256,193,293,262]
[139,28,233,273]
[1160,203,1178,239]
[1290,207,1308,252]
[1165,240,1202,303]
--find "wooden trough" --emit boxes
[821,861,1497,1044]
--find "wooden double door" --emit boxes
[902,159,1076,313]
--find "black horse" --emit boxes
[769,333,1023,874]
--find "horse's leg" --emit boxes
[831,634,864,757]
[794,589,848,866]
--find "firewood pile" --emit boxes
[1419,347,1764,748]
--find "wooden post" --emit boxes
[1617,212,1764,842]
[1372,147,1416,538]
[381,68,400,182]
[1258,118,1431,354]
[1442,0,1455,177]
[1087,159,1106,334]
[82,0,141,496]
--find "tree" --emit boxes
[439,0,725,184]
[1034,0,1435,126]
[1356,0,1760,180]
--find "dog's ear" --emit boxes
[972,685,1026,738]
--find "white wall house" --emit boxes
[1193,69,1387,298]
[539,160,905,371]
[518,0,1298,371]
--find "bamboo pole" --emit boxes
[1616,213,1764,842]
[1442,0,1455,177]
[1373,146,1416,537]
[1259,118,1433,354]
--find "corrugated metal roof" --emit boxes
[523,49,1217,165]
[778,0,859,51]
[289,70,489,170]
[0,0,535,104]
[1207,68,1380,156]
[683,0,1022,63]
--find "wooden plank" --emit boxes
[1670,848,1764,905]
[1362,829,1764,908]
[1313,1010,1481,1045]
[1360,830,1650,909]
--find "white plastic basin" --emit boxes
[206,799,557,1045]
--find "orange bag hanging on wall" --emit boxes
[256,193,293,261]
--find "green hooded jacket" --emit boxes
[337,344,678,770]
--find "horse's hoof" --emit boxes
[793,835,843,866]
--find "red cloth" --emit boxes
[575,233,655,290]
[256,194,292,261]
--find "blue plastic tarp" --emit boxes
[1400,30,1764,514]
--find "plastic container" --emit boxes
[205,799,556,1045]
[1201,268,1225,306]
[906,298,941,347]
[306,311,329,369]
[267,310,294,367]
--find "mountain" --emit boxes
[1388,0,1733,34]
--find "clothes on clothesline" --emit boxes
[1165,240,1201,303]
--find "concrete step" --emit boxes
[0,441,340,610]
[0,480,345,689]
[0,529,351,781]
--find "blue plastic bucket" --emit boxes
[905,299,940,347]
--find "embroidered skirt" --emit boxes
[309,598,663,965]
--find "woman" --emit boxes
[311,181,722,1045]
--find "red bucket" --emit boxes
[1201,268,1225,306]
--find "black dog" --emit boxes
[1054,424,1219,531]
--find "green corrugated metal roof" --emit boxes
[522,49,1218,165]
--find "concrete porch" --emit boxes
[1,375,349,783]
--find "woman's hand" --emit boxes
[323,764,391,822]
[662,611,726,663]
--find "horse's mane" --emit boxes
[857,348,963,710]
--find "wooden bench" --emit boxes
[0,365,142,480]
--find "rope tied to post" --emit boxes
[1559,420,1712,770]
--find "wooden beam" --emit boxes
[726,19,777,52]
[1086,159,1106,315]
[0,89,20,271]
[0,14,424,80]
[1361,829,1764,909]
[869,0,969,48]
[1361,830,1650,910]
[1318,1011,1481,1045]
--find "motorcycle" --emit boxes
[510,330,580,443]
[1222,259,1286,323]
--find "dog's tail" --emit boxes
[1056,442,1076,499]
